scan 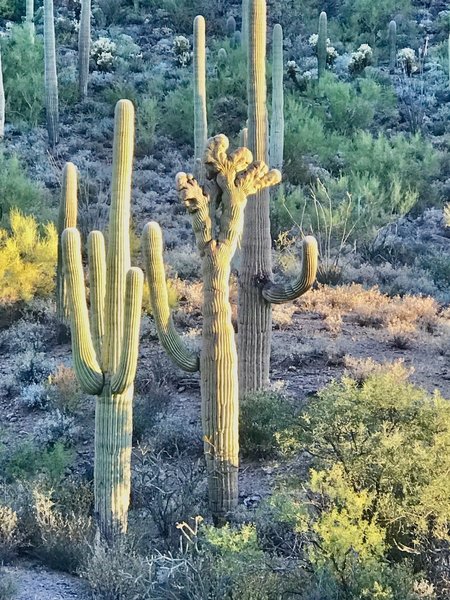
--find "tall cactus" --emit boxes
[238,0,318,394]
[57,163,78,323]
[26,0,35,42]
[226,16,236,39]
[44,0,59,147]
[78,0,91,98]
[62,100,143,542]
[389,20,397,73]
[143,135,281,522]
[317,11,328,78]
[193,15,207,181]
[241,0,249,52]
[269,23,284,170]
[0,49,4,139]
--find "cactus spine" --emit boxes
[143,136,281,522]
[389,20,397,73]
[193,16,207,181]
[26,0,35,41]
[44,0,59,147]
[238,0,319,394]
[269,24,284,170]
[57,163,78,323]
[78,0,91,98]
[62,100,143,542]
[318,11,327,78]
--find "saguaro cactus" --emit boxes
[0,49,4,138]
[242,0,249,52]
[318,11,328,78]
[269,23,284,170]
[26,0,35,41]
[193,15,207,181]
[57,163,78,323]
[62,100,143,542]
[44,0,59,147]
[238,0,318,394]
[389,20,397,73]
[227,16,236,39]
[143,135,281,522]
[78,0,91,98]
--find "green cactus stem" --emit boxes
[26,0,35,41]
[389,20,397,73]
[78,0,91,98]
[62,100,143,542]
[238,0,319,395]
[143,135,281,522]
[0,49,4,138]
[57,162,78,323]
[318,11,328,78]
[242,0,249,52]
[227,16,236,38]
[193,15,208,182]
[44,0,59,147]
[269,23,284,170]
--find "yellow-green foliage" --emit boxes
[0,209,57,303]
[444,203,450,228]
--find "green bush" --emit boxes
[340,0,412,43]
[2,440,73,484]
[1,24,44,127]
[160,84,194,146]
[240,392,295,459]
[0,155,46,220]
[136,97,158,156]
[273,363,450,595]
[0,0,25,20]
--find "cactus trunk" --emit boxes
[269,23,284,170]
[78,0,91,98]
[241,0,249,52]
[201,252,238,520]
[318,11,327,78]
[193,16,207,182]
[44,0,59,147]
[62,101,143,542]
[389,20,397,73]
[238,0,272,394]
[26,0,35,41]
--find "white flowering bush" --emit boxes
[398,47,417,76]
[173,35,192,67]
[308,33,338,65]
[34,409,79,447]
[348,43,373,75]
[91,37,117,71]
[20,383,49,410]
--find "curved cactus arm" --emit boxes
[88,231,106,362]
[142,222,200,373]
[111,267,144,395]
[176,172,212,255]
[262,236,318,304]
[62,228,104,395]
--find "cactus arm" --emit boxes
[193,16,207,182]
[78,0,91,98]
[88,231,106,362]
[176,173,212,255]
[269,24,284,170]
[62,228,104,395]
[142,222,200,373]
[26,0,35,40]
[262,236,318,303]
[111,267,144,394]
[103,100,134,373]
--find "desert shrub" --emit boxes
[239,392,295,459]
[33,410,79,448]
[0,157,46,220]
[275,363,450,593]
[1,24,44,126]
[340,0,412,43]
[0,0,25,19]
[0,211,57,305]
[5,349,54,395]
[0,504,23,562]
[0,573,16,600]
[19,382,49,410]
[160,83,194,145]
[0,318,48,353]
[32,487,93,573]
[2,441,73,485]
[135,97,158,156]
[47,365,84,415]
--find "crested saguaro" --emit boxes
[143,135,281,522]
[62,100,143,542]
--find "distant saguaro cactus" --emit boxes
[193,15,207,181]
[269,23,284,170]
[57,163,78,323]
[389,20,397,73]
[241,0,249,52]
[0,49,4,138]
[26,0,35,41]
[62,100,143,542]
[227,16,236,38]
[78,0,91,98]
[318,11,328,78]
[44,0,59,147]
[143,135,281,523]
